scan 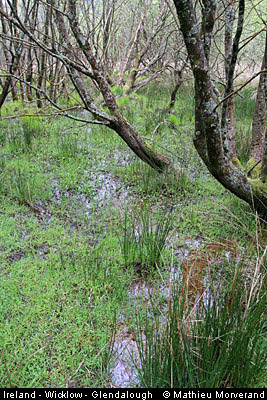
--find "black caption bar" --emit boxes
[0,389,266,400]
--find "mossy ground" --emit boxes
[0,83,266,387]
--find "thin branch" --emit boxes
[213,69,267,111]
[0,6,95,80]
[0,73,111,125]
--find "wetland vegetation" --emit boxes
[0,83,266,388]
[0,0,267,389]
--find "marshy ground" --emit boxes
[0,84,266,388]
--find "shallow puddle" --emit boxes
[111,329,143,388]
[110,265,181,387]
[110,236,242,387]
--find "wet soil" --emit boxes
[109,235,243,387]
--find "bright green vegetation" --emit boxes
[119,207,174,273]
[0,84,266,388]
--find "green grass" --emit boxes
[135,256,266,388]
[119,206,174,273]
[115,158,192,201]
[0,250,123,387]
[0,83,266,388]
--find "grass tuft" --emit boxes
[135,253,266,388]
[119,206,173,273]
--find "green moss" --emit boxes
[123,69,138,93]
[231,157,242,170]
[130,68,138,75]
[248,178,267,197]
[247,157,262,178]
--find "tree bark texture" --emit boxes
[173,0,267,216]
[223,1,237,159]
[260,44,267,182]
[250,31,267,162]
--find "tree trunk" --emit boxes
[26,49,34,102]
[169,77,183,110]
[19,63,26,103]
[36,8,50,108]
[260,47,267,182]
[11,79,19,101]
[0,0,21,111]
[261,132,267,182]
[52,0,173,172]
[173,0,267,217]
[169,60,187,110]
[223,1,237,159]
[250,31,267,162]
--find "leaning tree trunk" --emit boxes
[53,0,172,172]
[0,0,174,173]
[173,0,267,217]
[0,52,22,112]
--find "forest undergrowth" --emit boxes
[0,83,266,388]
